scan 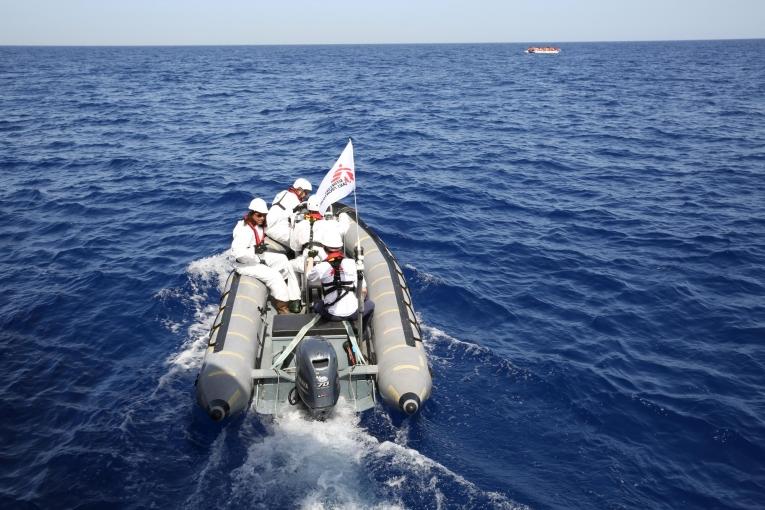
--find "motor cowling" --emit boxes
[295,337,340,419]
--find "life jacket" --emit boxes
[322,252,355,306]
[300,215,323,252]
[244,215,266,248]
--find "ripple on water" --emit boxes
[2,41,765,510]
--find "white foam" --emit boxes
[218,404,524,509]
[160,318,182,334]
[404,263,444,288]
[187,251,234,291]
[160,251,233,385]
[121,250,231,426]
[419,320,493,376]
[421,321,489,354]
[227,404,392,508]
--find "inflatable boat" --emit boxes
[195,204,432,421]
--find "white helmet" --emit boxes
[322,230,343,250]
[306,195,321,212]
[248,198,269,214]
[293,177,312,192]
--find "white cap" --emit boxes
[248,198,269,214]
[293,178,312,192]
[306,195,321,212]
[322,230,343,250]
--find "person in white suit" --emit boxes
[306,230,374,322]
[266,177,312,252]
[231,198,302,314]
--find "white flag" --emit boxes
[315,139,355,215]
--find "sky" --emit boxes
[1,0,763,46]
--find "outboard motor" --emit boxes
[295,337,340,419]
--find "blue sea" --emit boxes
[1,40,764,509]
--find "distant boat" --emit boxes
[526,47,561,54]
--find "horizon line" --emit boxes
[1,37,763,48]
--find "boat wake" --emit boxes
[160,252,232,381]
[184,403,524,509]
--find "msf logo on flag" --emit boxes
[332,165,355,186]
[316,139,356,215]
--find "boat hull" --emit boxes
[195,272,267,420]
[337,205,432,415]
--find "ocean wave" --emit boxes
[197,91,235,99]
[420,322,529,386]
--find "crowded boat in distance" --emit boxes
[525,46,561,54]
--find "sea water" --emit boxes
[1,40,764,509]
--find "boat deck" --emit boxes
[251,309,378,415]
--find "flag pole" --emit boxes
[351,138,361,255]
[350,138,366,358]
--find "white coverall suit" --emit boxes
[290,213,352,274]
[231,219,301,302]
[266,189,302,249]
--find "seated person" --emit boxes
[265,177,312,253]
[306,230,374,323]
[231,198,302,314]
[290,195,335,274]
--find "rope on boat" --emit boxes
[270,314,321,369]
